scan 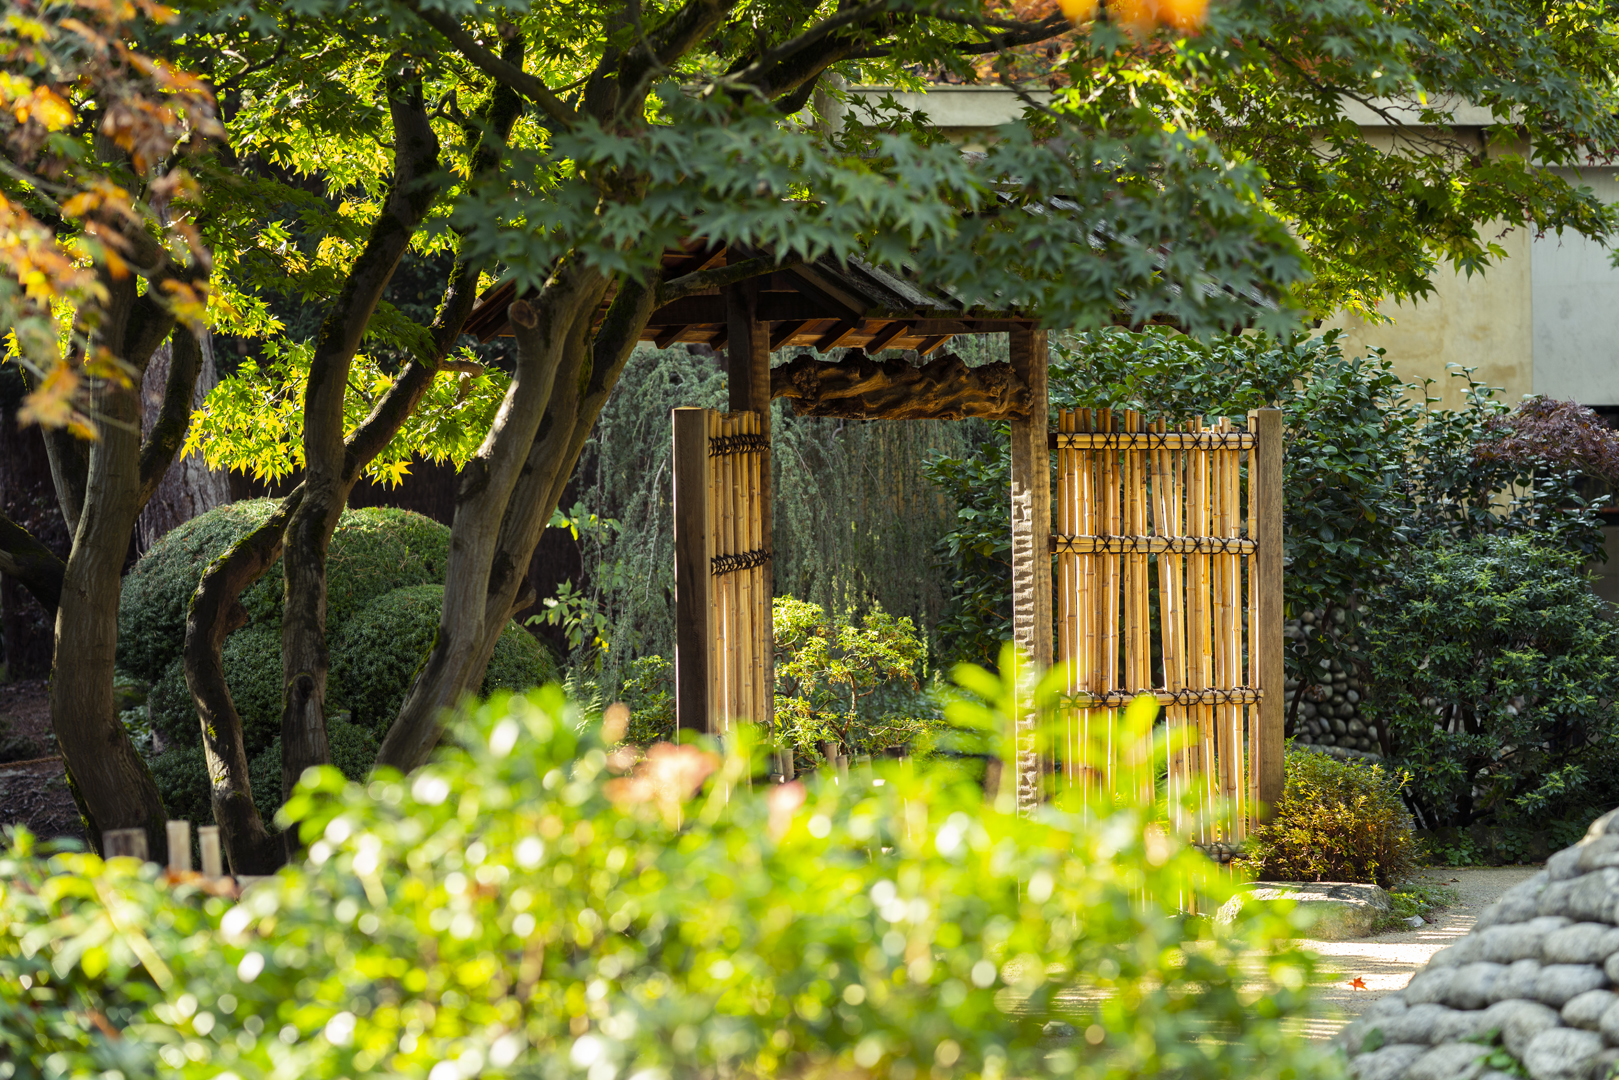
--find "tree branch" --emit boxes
[0,512,64,615]
[136,325,204,508]
[408,5,576,128]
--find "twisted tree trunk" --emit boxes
[137,329,231,549]
[49,310,205,858]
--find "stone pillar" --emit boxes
[1008,325,1051,814]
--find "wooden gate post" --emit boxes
[1009,326,1051,812]
[1250,407,1285,815]
[673,407,713,733]
[726,282,774,728]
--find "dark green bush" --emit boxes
[330,584,556,738]
[149,710,381,829]
[116,499,282,683]
[133,506,458,749]
[1248,747,1421,888]
[1366,534,1619,830]
[1,672,1338,1080]
[145,621,285,752]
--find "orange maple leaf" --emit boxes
[1348,977,1368,990]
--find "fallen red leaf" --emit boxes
[1349,977,1368,990]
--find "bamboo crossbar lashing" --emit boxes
[1051,432,1257,450]
[1053,408,1279,847]
[1052,535,1257,555]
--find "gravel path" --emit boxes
[1290,865,1544,1040]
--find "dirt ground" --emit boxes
[1291,865,1544,1040]
[0,678,86,847]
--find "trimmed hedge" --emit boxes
[116,499,282,683]
[126,503,557,824]
[331,584,557,739]
[150,710,380,831]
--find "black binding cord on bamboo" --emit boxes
[1050,533,1256,555]
[711,548,773,576]
[1049,431,1256,451]
[709,433,771,457]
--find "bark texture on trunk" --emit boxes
[377,273,656,771]
[277,71,441,815]
[138,329,231,549]
[185,490,302,874]
[51,290,198,858]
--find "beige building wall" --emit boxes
[1324,226,1535,410]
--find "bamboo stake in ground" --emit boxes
[735,413,756,727]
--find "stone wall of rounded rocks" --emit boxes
[1340,807,1619,1080]
[1285,605,1384,758]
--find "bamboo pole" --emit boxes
[736,413,756,726]
[1101,408,1119,784]
[751,411,770,731]
[707,410,724,731]
[1244,415,1260,831]
[1079,408,1098,798]
[1057,408,1075,788]
[1227,417,1248,837]
[1189,418,1215,842]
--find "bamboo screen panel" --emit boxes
[1053,408,1264,842]
[705,410,773,731]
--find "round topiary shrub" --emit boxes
[150,710,381,830]
[1247,747,1421,888]
[129,504,455,750]
[330,584,557,739]
[117,499,282,683]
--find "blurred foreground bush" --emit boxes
[1,656,1340,1080]
[1248,747,1421,888]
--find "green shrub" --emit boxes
[330,584,557,739]
[773,596,934,764]
[149,709,382,830]
[620,654,674,744]
[131,506,459,750]
[116,499,283,683]
[1365,533,1619,830]
[1248,747,1421,888]
[0,668,1339,1080]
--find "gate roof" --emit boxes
[462,240,1040,357]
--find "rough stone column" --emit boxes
[1008,325,1051,814]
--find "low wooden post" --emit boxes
[1008,325,1051,814]
[166,820,192,873]
[198,825,223,878]
[103,828,148,860]
[1250,408,1285,816]
[673,407,714,734]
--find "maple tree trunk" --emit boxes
[378,274,657,770]
[184,491,301,874]
[48,297,198,858]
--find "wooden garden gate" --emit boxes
[1050,408,1283,841]
[672,407,773,734]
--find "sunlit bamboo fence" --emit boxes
[672,408,773,736]
[1051,408,1283,845]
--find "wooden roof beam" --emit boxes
[863,322,910,355]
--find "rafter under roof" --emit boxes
[461,240,1039,356]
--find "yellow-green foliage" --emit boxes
[0,661,1340,1080]
[1249,748,1422,888]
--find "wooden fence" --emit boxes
[672,407,773,735]
[1051,408,1283,842]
